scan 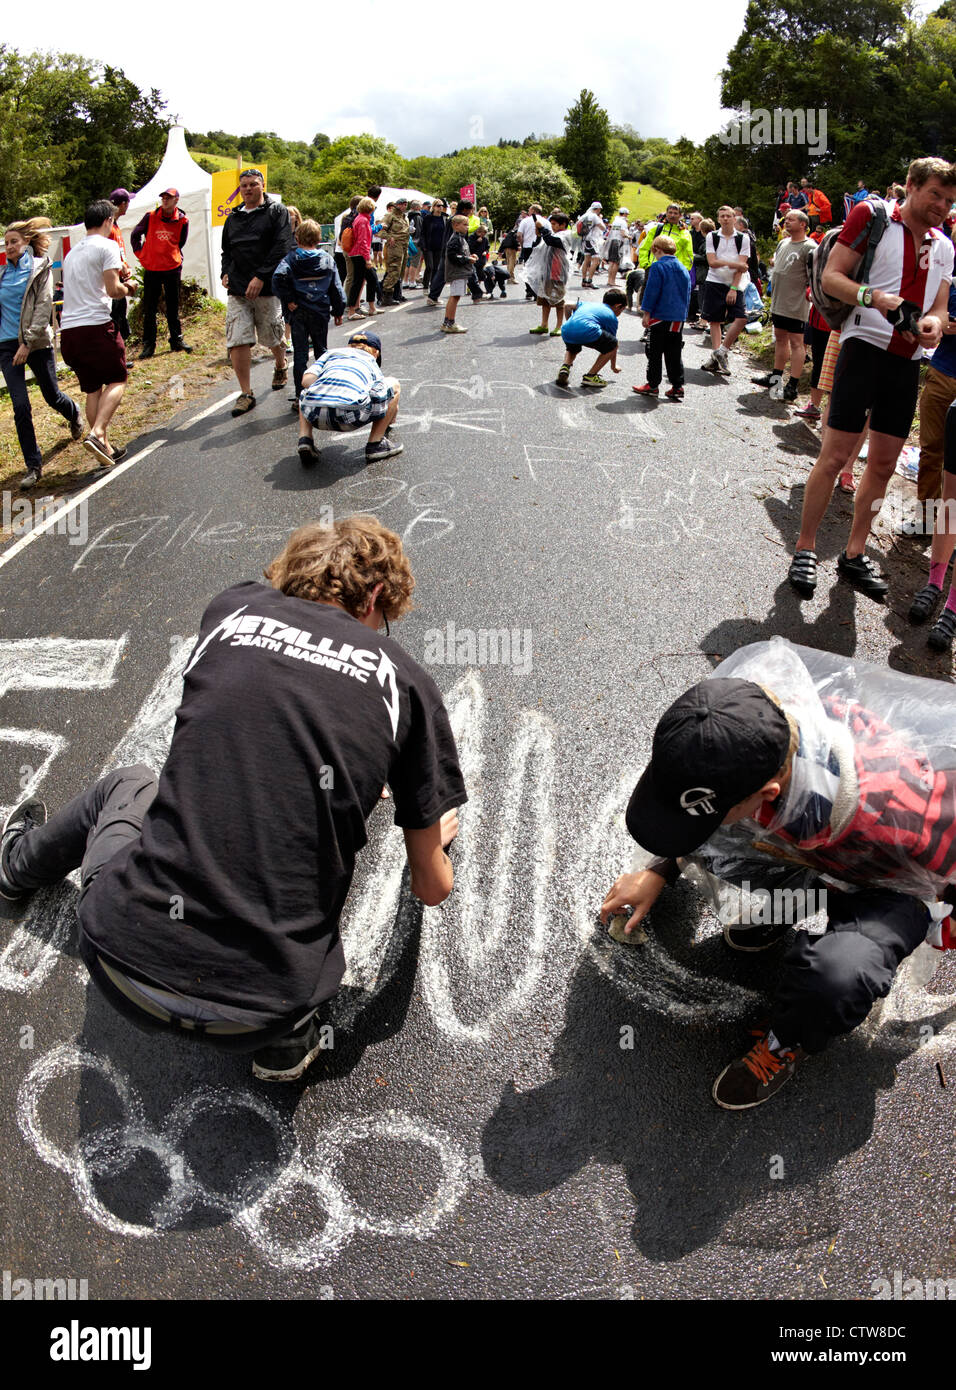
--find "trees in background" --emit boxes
[558,90,619,212]
[0,47,167,224]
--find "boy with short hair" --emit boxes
[273,220,346,404]
[633,235,691,400]
[751,208,812,401]
[557,288,627,389]
[296,330,402,465]
[441,215,477,335]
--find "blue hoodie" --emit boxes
[641,255,691,324]
[272,247,346,317]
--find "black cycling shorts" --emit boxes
[827,337,921,440]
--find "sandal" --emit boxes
[908,583,943,624]
[788,549,818,596]
[928,607,956,652]
[838,473,856,493]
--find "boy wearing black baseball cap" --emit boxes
[295,330,402,465]
[601,657,955,1109]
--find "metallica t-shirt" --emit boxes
[81,582,467,1026]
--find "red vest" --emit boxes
[139,208,186,272]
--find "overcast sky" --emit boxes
[13,0,943,154]
[15,1,753,151]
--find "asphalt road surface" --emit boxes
[1,282,954,1302]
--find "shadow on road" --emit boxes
[482,928,898,1260]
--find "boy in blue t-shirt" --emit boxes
[557,289,627,388]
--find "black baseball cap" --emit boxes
[348,329,382,364]
[625,679,791,857]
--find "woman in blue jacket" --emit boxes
[1,218,82,488]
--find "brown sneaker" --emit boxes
[231,392,256,417]
[712,1027,806,1109]
[271,364,288,391]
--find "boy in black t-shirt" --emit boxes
[0,518,467,1082]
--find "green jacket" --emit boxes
[638,221,693,271]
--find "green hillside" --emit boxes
[617,182,677,219]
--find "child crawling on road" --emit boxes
[557,288,627,388]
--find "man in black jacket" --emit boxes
[220,168,295,416]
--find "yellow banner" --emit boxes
[211,165,268,227]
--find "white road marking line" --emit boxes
[0,440,167,572]
[176,391,240,428]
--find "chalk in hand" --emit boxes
[608,912,647,947]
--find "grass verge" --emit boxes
[1,297,232,532]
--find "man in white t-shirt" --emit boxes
[60,200,134,466]
[700,204,753,375]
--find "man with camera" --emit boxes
[788,157,956,600]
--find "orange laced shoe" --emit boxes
[712,1027,806,1109]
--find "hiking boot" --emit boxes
[139,346,155,360]
[271,363,288,391]
[0,797,46,902]
[715,347,732,375]
[751,370,781,388]
[581,373,608,388]
[700,353,721,374]
[231,392,256,417]
[252,1015,327,1082]
[712,1027,806,1109]
[170,340,193,353]
[723,918,793,951]
[366,437,404,462]
[782,377,799,402]
[381,292,394,307]
[837,549,888,598]
[297,436,319,464]
[20,468,41,489]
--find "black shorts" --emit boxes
[564,332,617,357]
[700,280,746,323]
[828,337,921,440]
[771,312,806,333]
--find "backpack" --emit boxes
[710,230,744,256]
[340,225,355,254]
[576,217,586,236]
[808,198,889,330]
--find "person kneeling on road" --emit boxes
[600,638,956,1110]
[296,330,401,465]
[0,517,467,1083]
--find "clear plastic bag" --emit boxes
[691,637,956,904]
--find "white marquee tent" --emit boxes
[65,126,226,301]
[332,187,438,242]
